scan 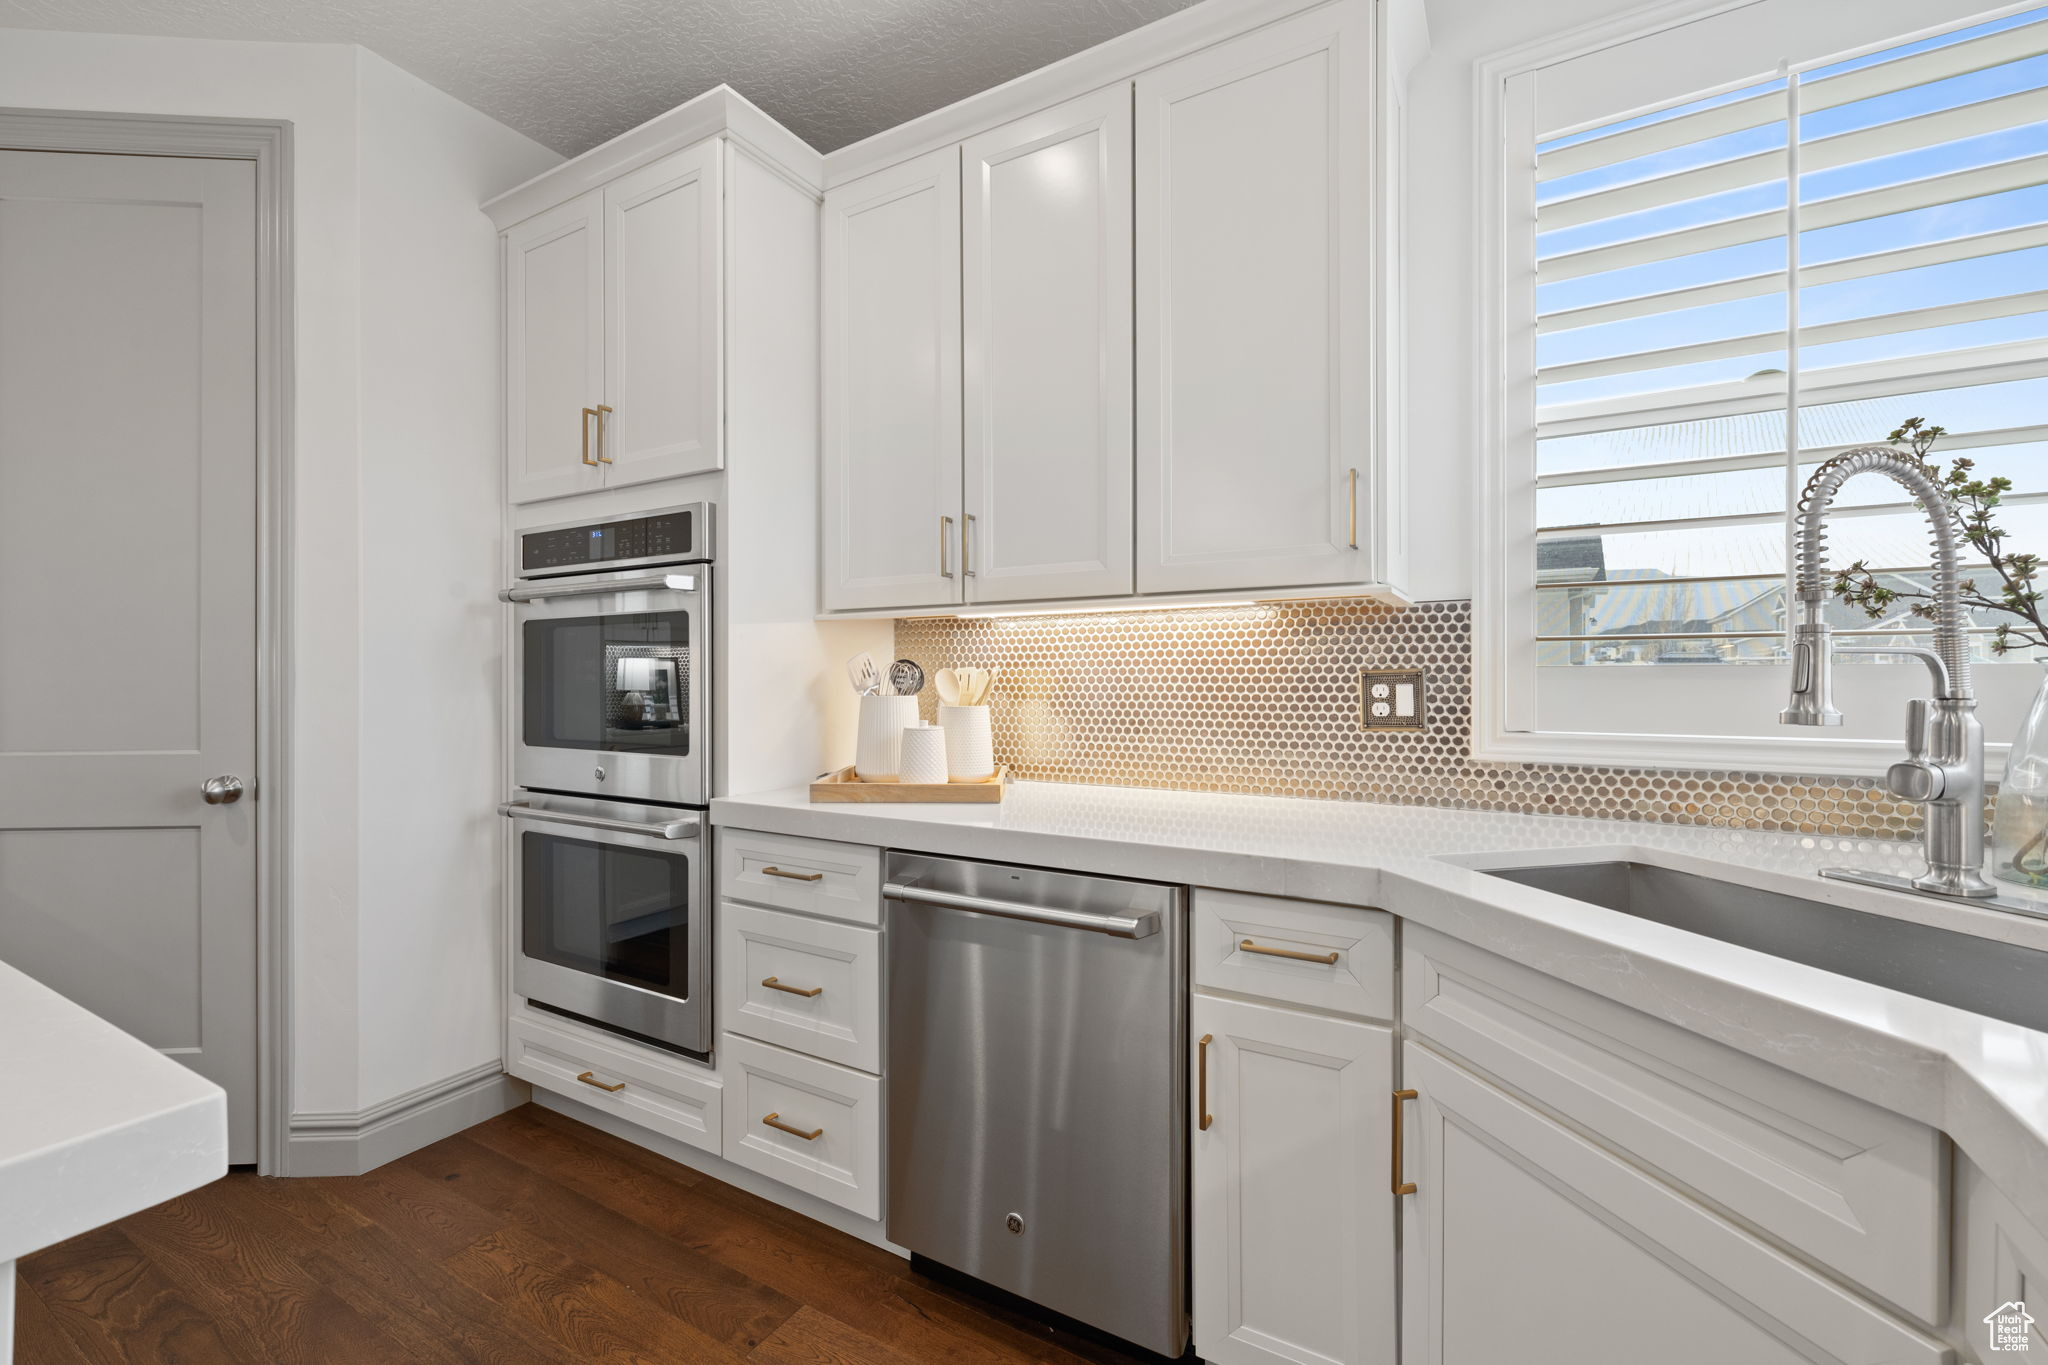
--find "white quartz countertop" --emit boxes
[713,781,2048,1225]
[0,958,227,1264]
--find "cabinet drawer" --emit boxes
[507,1009,721,1156]
[717,827,881,924]
[1194,889,1393,1020]
[1403,925,1946,1325]
[719,901,882,1072]
[721,1033,882,1219]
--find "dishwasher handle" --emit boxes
[883,881,1160,939]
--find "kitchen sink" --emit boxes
[1481,861,2048,1035]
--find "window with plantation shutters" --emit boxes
[1483,2,2048,767]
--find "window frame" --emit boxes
[1472,0,2047,777]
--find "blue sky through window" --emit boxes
[1529,6,2048,657]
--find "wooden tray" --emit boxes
[810,766,1007,804]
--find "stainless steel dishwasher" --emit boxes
[884,853,1188,1357]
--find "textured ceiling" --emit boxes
[0,0,1206,154]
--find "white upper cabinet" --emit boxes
[813,0,1408,615]
[500,142,724,505]
[1135,2,1377,594]
[602,143,723,487]
[821,148,964,612]
[505,191,607,504]
[961,87,1135,603]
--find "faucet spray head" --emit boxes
[1780,618,1843,727]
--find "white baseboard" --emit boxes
[286,1062,530,1177]
[533,1088,905,1256]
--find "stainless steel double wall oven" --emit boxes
[502,504,714,1056]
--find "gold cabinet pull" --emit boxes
[1240,938,1340,965]
[580,408,600,467]
[762,1112,823,1141]
[761,865,824,882]
[1197,1033,1214,1132]
[939,515,955,579]
[1348,467,1359,549]
[964,512,977,577]
[576,1070,626,1093]
[762,976,823,998]
[1392,1089,1418,1195]
[593,403,614,463]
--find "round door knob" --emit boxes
[201,775,245,805]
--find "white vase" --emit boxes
[897,724,950,785]
[939,704,996,782]
[854,695,919,781]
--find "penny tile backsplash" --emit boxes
[896,598,1928,840]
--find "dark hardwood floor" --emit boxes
[14,1103,1157,1365]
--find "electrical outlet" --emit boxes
[1358,669,1424,731]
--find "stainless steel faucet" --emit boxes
[1781,446,1998,899]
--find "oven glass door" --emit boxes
[514,569,709,805]
[523,607,696,759]
[521,828,694,1001]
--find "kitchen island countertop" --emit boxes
[0,956,226,1313]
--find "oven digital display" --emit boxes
[521,509,696,573]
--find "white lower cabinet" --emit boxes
[506,1008,722,1156]
[1403,925,1946,1321]
[1399,1042,1948,1365]
[1192,992,1395,1365]
[719,899,882,1072]
[1955,1157,2048,1359]
[720,1032,882,1219]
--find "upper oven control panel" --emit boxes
[518,503,713,577]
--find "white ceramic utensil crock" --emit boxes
[939,704,996,782]
[855,694,919,780]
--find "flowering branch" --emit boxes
[1829,417,2048,656]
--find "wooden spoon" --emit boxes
[934,668,961,705]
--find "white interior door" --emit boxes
[505,189,606,504]
[1135,4,1373,594]
[0,148,259,1161]
[603,142,722,487]
[962,85,1135,604]
[820,148,964,613]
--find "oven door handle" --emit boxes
[500,571,700,603]
[498,801,701,841]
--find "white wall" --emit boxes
[0,30,557,1123]
[353,51,558,1108]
